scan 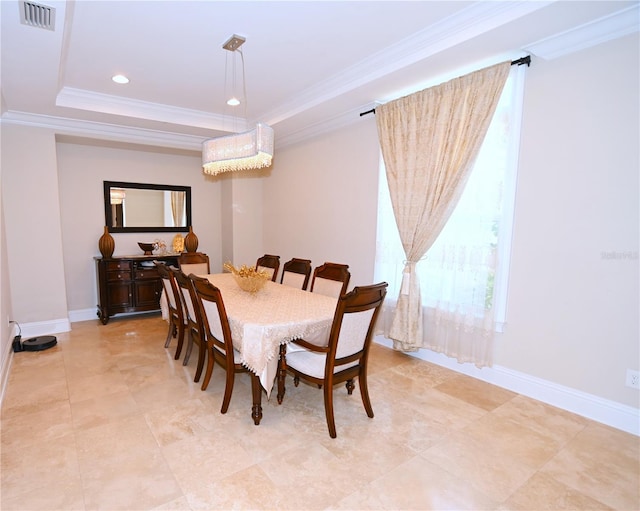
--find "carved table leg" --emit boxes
[250,374,263,425]
[277,344,287,404]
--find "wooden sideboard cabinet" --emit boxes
[95,254,179,325]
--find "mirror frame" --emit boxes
[104,181,192,233]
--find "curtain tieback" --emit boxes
[399,261,416,295]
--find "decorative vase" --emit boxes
[184,226,199,253]
[98,226,115,258]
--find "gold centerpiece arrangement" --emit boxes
[224,262,270,293]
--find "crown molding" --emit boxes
[524,4,639,60]
[4,4,636,152]
[275,103,379,149]
[262,1,552,126]
[280,3,639,147]
[1,111,203,151]
[56,87,239,131]
[53,3,550,134]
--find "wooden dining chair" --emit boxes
[156,262,185,360]
[178,252,210,275]
[309,262,351,298]
[173,268,208,382]
[280,258,312,290]
[278,282,388,438]
[255,254,280,282]
[191,276,251,412]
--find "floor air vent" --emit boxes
[20,1,55,31]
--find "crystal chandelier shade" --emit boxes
[202,122,274,176]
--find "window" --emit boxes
[374,65,525,342]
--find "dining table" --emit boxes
[164,272,338,425]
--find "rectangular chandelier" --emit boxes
[202,35,274,176]
[202,122,274,176]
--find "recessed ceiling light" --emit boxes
[112,74,129,84]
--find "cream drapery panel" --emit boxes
[375,61,510,352]
[171,191,185,227]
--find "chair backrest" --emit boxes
[156,262,183,321]
[255,254,280,282]
[310,262,351,298]
[191,276,234,364]
[326,282,388,371]
[179,252,210,275]
[280,258,312,290]
[172,267,199,327]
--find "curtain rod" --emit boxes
[359,55,531,117]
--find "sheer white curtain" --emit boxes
[375,64,525,367]
[375,61,510,355]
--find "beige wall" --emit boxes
[0,156,15,395]
[497,34,639,407]
[55,140,224,315]
[0,127,265,390]
[263,119,381,289]
[263,34,639,410]
[2,126,69,325]
[222,168,268,267]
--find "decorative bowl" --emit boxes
[232,273,269,293]
[224,262,270,293]
[138,242,156,255]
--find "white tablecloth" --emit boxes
[162,273,337,396]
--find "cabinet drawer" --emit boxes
[107,270,131,282]
[135,269,159,280]
[106,261,132,271]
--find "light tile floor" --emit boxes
[1,314,638,510]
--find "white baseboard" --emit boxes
[374,337,640,436]
[69,308,161,323]
[0,324,17,407]
[18,317,71,338]
[69,308,98,323]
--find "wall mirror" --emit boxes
[104,181,192,233]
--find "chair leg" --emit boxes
[358,370,374,418]
[163,321,173,348]
[293,375,300,387]
[201,344,215,391]
[220,368,235,414]
[323,382,337,438]
[194,334,206,383]
[173,323,185,360]
[183,327,193,366]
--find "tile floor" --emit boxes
[1,314,638,510]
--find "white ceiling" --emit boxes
[1,1,638,151]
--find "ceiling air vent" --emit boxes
[19,1,55,31]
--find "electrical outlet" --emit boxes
[626,369,640,390]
